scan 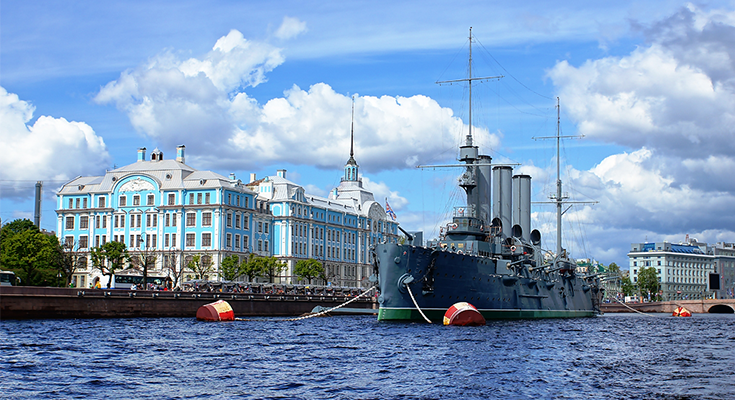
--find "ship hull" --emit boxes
[376,243,597,322]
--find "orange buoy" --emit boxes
[443,302,486,326]
[196,300,235,321]
[672,306,692,317]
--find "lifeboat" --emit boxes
[443,302,486,326]
[672,306,692,317]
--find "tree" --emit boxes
[59,239,86,287]
[187,253,215,280]
[256,256,285,283]
[91,241,129,288]
[607,262,621,275]
[163,249,183,288]
[0,220,62,286]
[241,253,261,282]
[637,267,660,301]
[220,255,244,281]
[621,276,636,297]
[130,245,157,288]
[294,259,324,284]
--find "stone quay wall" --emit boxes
[601,299,735,314]
[0,286,377,320]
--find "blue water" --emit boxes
[2,313,734,399]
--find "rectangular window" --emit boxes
[245,197,249,208]
[189,193,194,205]
[119,196,127,207]
[133,195,140,206]
[171,233,176,246]
[147,194,154,206]
[235,234,240,249]
[66,216,74,230]
[165,234,170,248]
[136,235,142,247]
[205,193,210,204]
[130,234,134,245]
[244,215,249,228]
[228,193,232,204]
[226,233,232,247]
[65,236,74,247]
[83,198,87,208]
[136,214,142,228]
[168,193,175,205]
[186,233,195,247]
[152,214,157,227]
[151,234,157,248]
[68,198,73,209]
[114,215,119,228]
[102,216,106,229]
[202,212,212,227]
[95,216,100,229]
[186,213,196,227]
[75,198,80,209]
[172,213,177,227]
[79,236,88,249]
[258,240,262,251]
[202,233,212,247]
[98,197,106,208]
[227,213,232,227]
[244,235,249,249]
[264,241,269,252]
[146,214,151,228]
[235,214,241,229]
[95,235,100,247]
[197,193,202,204]
[258,222,263,233]
[165,214,170,227]
[265,223,269,234]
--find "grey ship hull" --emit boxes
[376,243,598,321]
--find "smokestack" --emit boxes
[277,169,286,179]
[250,173,257,183]
[176,145,186,163]
[34,181,42,228]
[137,147,147,162]
[512,175,531,242]
[477,155,492,224]
[492,166,512,239]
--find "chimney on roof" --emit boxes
[277,169,286,179]
[176,145,186,163]
[229,173,236,180]
[137,147,147,162]
[250,173,257,183]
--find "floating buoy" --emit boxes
[196,300,235,321]
[672,306,691,317]
[443,302,486,326]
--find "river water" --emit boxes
[2,313,734,399]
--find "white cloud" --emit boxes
[362,176,408,210]
[545,5,735,259]
[95,29,499,174]
[0,87,110,198]
[274,16,307,40]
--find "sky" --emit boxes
[3,0,735,267]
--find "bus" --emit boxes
[110,274,167,289]
[0,270,17,286]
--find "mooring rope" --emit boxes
[235,285,377,322]
[611,297,657,317]
[405,283,432,324]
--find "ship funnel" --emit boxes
[477,155,492,224]
[492,166,512,239]
[512,174,531,242]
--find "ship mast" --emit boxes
[555,98,565,257]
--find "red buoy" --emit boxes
[196,300,235,321]
[443,302,486,326]
[672,306,692,317]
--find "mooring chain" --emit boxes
[235,286,377,322]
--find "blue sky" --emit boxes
[3,0,735,266]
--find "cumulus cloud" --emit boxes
[0,87,110,199]
[362,176,408,210]
[95,29,497,175]
[546,4,735,256]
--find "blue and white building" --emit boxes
[248,137,400,287]
[56,145,268,287]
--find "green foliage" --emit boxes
[621,276,636,297]
[59,240,86,287]
[90,241,130,288]
[130,246,157,286]
[187,253,215,280]
[294,259,324,284]
[240,253,260,282]
[253,256,285,283]
[0,219,62,286]
[637,267,660,301]
[607,262,621,275]
[220,255,245,281]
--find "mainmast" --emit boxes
[555,98,565,257]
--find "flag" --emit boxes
[385,199,397,220]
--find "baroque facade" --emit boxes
[55,143,399,288]
[56,146,269,287]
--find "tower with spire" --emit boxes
[343,96,360,184]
